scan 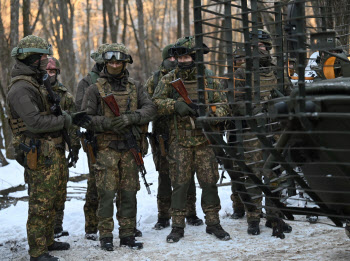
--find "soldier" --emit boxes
[221,44,247,220]
[82,43,156,251]
[76,44,107,241]
[7,35,82,261]
[44,57,81,238]
[153,36,230,243]
[145,44,203,230]
[229,29,292,235]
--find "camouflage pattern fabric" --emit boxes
[145,67,198,219]
[168,141,221,228]
[26,141,61,257]
[84,160,99,234]
[12,35,52,60]
[94,147,140,239]
[40,80,80,231]
[153,66,228,228]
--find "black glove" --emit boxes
[113,113,141,129]
[174,101,196,117]
[68,145,80,168]
[72,111,91,127]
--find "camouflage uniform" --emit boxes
[7,35,70,258]
[82,43,156,241]
[145,54,198,222]
[43,79,80,232]
[153,64,229,229]
[224,31,278,225]
[76,46,106,236]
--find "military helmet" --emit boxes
[168,36,209,57]
[46,57,60,73]
[101,43,133,64]
[162,44,174,60]
[11,35,53,60]
[90,43,109,64]
[249,29,273,50]
[233,43,246,58]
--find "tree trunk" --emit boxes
[10,0,19,49]
[103,0,108,43]
[135,0,149,80]
[177,0,182,38]
[122,0,128,43]
[183,0,190,36]
[107,0,117,42]
[23,0,31,37]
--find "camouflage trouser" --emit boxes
[94,147,140,239]
[230,181,245,212]
[54,150,68,232]
[168,141,221,228]
[151,139,197,219]
[25,149,68,233]
[84,157,99,234]
[26,143,61,258]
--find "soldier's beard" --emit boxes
[49,74,57,85]
[106,64,125,76]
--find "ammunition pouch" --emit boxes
[26,147,38,170]
[9,118,27,135]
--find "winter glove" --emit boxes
[62,111,72,130]
[102,117,128,135]
[174,101,196,117]
[71,111,91,128]
[113,113,141,129]
[68,145,80,168]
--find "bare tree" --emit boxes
[23,0,45,37]
[183,0,190,36]
[10,0,19,49]
[103,0,108,43]
[135,0,150,80]
[49,1,76,94]
[107,0,117,42]
[177,0,182,38]
[86,0,92,70]
[122,0,128,43]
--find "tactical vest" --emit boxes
[7,75,51,135]
[41,82,67,110]
[255,69,277,101]
[95,77,138,145]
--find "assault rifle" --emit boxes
[77,130,97,164]
[43,74,78,167]
[102,94,152,194]
[171,78,199,115]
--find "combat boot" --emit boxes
[100,237,114,251]
[230,209,245,219]
[345,220,350,238]
[206,224,230,241]
[47,241,70,251]
[247,221,260,235]
[30,253,60,261]
[54,227,69,238]
[85,233,98,241]
[306,215,318,224]
[154,218,170,230]
[166,227,184,243]
[134,228,142,237]
[120,236,143,250]
[265,219,292,233]
[186,215,204,226]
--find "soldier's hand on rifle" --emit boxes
[72,111,91,128]
[174,101,196,117]
[114,112,141,129]
[68,145,80,167]
[62,111,72,129]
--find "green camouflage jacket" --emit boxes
[153,66,228,147]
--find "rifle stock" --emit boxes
[171,78,198,112]
[101,93,152,194]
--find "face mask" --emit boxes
[258,49,271,65]
[39,57,49,71]
[163,59,178,70]
[106,63,124,76]
[49,74,57,85]
[178,61,195,70]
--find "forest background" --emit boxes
[0,0,348,163]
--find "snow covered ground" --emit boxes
[0,148,349,261]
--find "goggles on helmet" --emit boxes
[15,44,53,56]
[103,51,130,61]
[168,47,192,57]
